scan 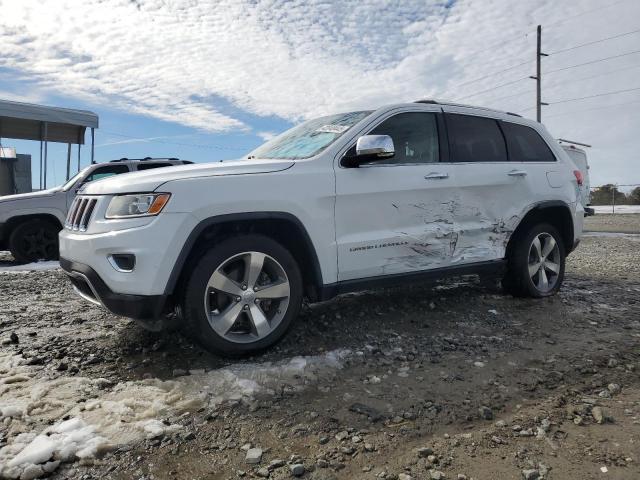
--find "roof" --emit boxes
[0,99,98,144]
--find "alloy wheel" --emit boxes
[528,232,561,293]
[203,251,291,344]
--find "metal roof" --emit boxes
[0,99,98,144]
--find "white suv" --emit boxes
[0,158,190,262]
[59,101,584,356]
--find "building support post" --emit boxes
[91,128,95,164]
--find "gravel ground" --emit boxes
[0,233,639,480]
[584,213,640,234]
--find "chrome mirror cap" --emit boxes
[355,135,395,158]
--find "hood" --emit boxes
[0,187,61,203]
[82,158,295,195]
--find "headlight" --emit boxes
[105,193,171,219]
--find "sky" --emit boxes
[0,0,639,190]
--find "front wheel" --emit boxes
[503,223,566,298]
[182,235,303,356]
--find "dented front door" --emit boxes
[334,108,459,282]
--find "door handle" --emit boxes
[508,170,528,177]
[425,172,449,180]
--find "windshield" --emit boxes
[61,167,90,191]
[249,110,373,160]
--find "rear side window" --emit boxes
[502,122,556,162]
[84,164,129,183]
[447,114,507,163]
[367,112,440,164]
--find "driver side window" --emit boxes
[359,112,440,165]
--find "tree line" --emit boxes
[590,185,640,205]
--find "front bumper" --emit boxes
[60,258,167,319]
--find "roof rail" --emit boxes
[414,99,522,117]
[109,157,182,163]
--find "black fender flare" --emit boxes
[163,211,324,295]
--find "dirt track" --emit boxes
[0,223,639,479]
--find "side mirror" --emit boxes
[343,135,395,167]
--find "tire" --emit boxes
[182,234,303,356]
[9,219,60,263]
[503,223,566,298]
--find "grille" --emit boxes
[65,197,98,231]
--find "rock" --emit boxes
[430,470,445,480]
[335,431,349,441]
[495,420,507,428]
[318,436,329,445]
[417,447,434,458]
[269,459,285,469]
[172,368,187,377]
[245,448,263,464]
[607,358,618,368]
[256,467,270,477]
[290,464,305,477]
[521,469,539,480]
[479,406,493,420]
[608,383,621,395]
[457,475,467,480]
[9,332,18,344]
[316,459,329,468]
[241,443,252,451]
[539,464,550,477]
[352,435,362,443]
[573,416,584,426]
[592,406,605,424]
[349,403,384,422]
[399,474,413,480]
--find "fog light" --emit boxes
[108,254,136,272]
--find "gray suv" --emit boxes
[0,158,190,263]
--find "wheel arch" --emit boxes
[165,212,325,302]
[505,201,575,259]
[6,213,63,235]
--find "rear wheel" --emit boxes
[182,235,303,356]
[503,223,565,297]
[9,219,60,263]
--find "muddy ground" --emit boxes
[0,214,639,480]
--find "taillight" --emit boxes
[573,170,583,186]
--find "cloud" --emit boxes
[256,131,277,142]
[0,0,639,184]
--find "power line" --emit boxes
[549,86,640,105]
[520,87,640,111]
[544,62,640,90]
[101,130,252,151]
[455,75,530,101]
[546,49,640,75]
[447,59,532,92]
[547,28,640,56]
[543,98,640,119]
[543,0,632,30]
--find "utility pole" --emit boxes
[530,25,548,122]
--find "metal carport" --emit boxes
[0,99,98,189]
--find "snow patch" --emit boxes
[0,349,350,477]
